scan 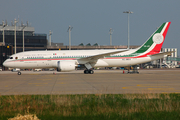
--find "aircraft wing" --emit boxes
[77,49,128,63]
[148,51,174,57]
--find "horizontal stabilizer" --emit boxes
[148,51,174,57]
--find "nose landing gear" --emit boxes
[17,71,21,75]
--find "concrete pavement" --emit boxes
[0,69,180,95]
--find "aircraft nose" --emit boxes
[3,61,8,67]
[3,60,13,68]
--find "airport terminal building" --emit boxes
[0,21,47,69]
[0,22,47,52]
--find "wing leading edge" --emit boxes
[77,49,128,65]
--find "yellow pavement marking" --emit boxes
[137,84,168,87]
[5,86,8,87]
[122,84,175,91]
[122,87,128,89]
[37,79,52,81]
[28,83,48,84]
[57,78,65,80]
[122,87,133,89]
[58,82,65,84]
[148,88,174,91]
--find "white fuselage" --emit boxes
[3,49,160,69]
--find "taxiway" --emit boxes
[0,69,180,95]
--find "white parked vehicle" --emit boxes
[11,68,20,72]
[34,69,42,72]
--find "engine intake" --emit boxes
[57,61,76,72]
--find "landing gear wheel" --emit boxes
[88,70,94,74]
[84,70,89,74]
[17,71,21,75]
[84,70,94,74]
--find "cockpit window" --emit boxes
[10,57,13,59]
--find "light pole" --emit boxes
[22,25,26,52]
[123,10,133,49]
[109,28,113,46]
[67,25,73,50]
[49,30,52,46]
[2,21,6,45]
[14,19,18,54]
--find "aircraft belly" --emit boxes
[94,59,109,67]
[99,57,152,67]
[18,61,38,68]
[15,60,54,68]
[102,59,130,67]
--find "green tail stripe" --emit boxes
[133,23,166,54]
[119,23,166,58]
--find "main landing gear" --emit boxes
[84,63,94,74]
[84,69,94,74]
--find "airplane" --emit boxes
[3,22,173,75]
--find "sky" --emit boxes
[1,0,180,56]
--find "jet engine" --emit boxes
[57,61,76,72]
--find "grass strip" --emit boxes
[0,93,180,120]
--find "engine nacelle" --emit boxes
[57,61,76,72]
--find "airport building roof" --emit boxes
[0,24,34,32]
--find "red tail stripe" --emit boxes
[163,22,171,38]
[133,22,171,58]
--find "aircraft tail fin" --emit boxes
[134,22,171,56]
